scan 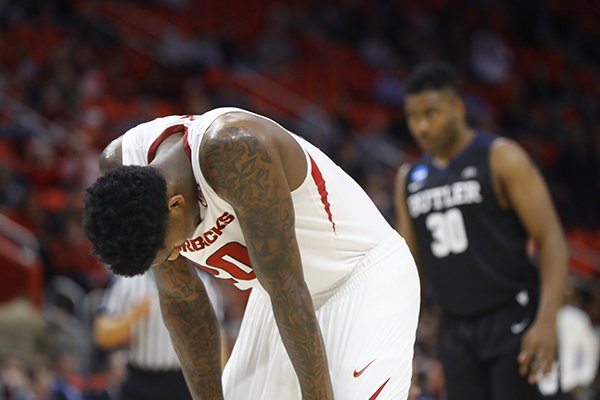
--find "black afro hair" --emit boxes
[83,165,168,276]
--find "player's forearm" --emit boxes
[153,259,223,400]
[535,229,569,323]
[160,291,222,399]
[270,280,335,400]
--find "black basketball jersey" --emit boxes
[405,133,539,317]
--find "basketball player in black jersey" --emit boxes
[395,63,569,400]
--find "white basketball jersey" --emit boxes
[121,107,396,294]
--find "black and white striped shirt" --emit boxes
[100,270,223,371]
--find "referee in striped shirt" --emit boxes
[94,269,225,400]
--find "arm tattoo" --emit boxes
[202,127,334,399]
[153,258,223,400]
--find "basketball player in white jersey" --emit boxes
[83,108,420,399]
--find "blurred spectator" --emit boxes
[156,28,223,70]
[555,296,599,395]
[4,188,43,237]
[0,356,31,400]
[0,298,47,367]
[29,364,54,400]
[81,351,127,400]
[47,350,83,400]
[252,4,298,72]
[43,214,110,292]
[469,28,513,85]
[0,161,26,210]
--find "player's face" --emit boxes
[151,195,200,267]
[404,89,463,154]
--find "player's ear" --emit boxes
[452,94,466,119]
[167,194,185,213]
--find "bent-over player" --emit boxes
[84,107,421,399]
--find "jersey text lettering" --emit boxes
[407,180,482,218]
[181,212,235,252]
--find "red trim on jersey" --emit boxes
[192,261,217,276]
[147,124,186,163]
[183,129,192,160]
[309,154,336,233]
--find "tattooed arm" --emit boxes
[152,257,223,400]
[200,114,334,399]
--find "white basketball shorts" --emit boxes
[222,233,421,399]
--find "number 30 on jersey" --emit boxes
[425,208,469,258]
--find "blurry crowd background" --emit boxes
[0,0,599,399]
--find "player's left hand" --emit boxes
[517,318,557,384]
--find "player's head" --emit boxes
[404,62,467,154]
[83,165,197,276]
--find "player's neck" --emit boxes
[433,127,475,167]
[152,141,197,201]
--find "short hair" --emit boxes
[83,166,168,277]
[405,62,459,95]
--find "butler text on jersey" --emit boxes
[406,180,482,218]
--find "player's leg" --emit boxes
[438,316,489,400]
[482,290,564,399]
[442,363,488,400]
[316,235,420,400]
